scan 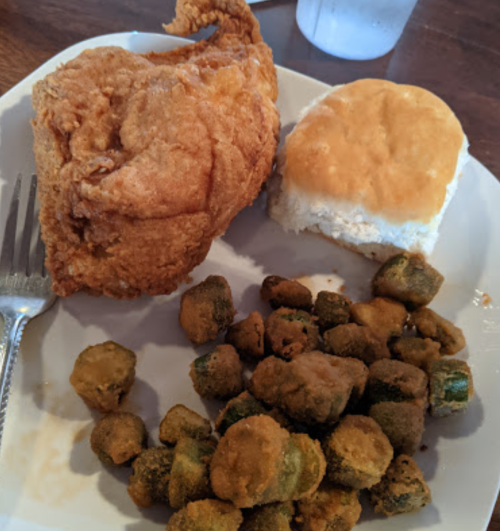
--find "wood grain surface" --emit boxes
[0,0,499,179]
[0,0,499,528]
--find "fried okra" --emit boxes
[225,311,265,359]
[313,290,351,332]
[411,307,466,355]
[367,359,428,408]
[241,502,294,531]
[167,499,243,531]
[369,455,431,516]
[210,415,326,508]
[169,438,215,509]
[322,415,393,489]
[127,447,174,508]
[250,352,353,425]
[372,252,444,309]
[90,412,147,467]
[391,337,441,371]
[179,275,235,346]
[350,297,407,342]
[215,391,291,436]
[69,341,136,413]
[264,308,320,359]
[296,485,361,531]
[429,359,473,417]
[369,402,424,455]
[190,345,244,400]
[261,275,313,311]
[159,404,212,446]
[323,323,390,365]
[328,356,369,412]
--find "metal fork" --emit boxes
[0,174,57,452]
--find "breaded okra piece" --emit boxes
[167,499,243,531]
[296,484,361,531]
[225,311,265,359]
[261,275,313,311]
[159,404,212,446]
[70,341,136,413]
[350,297,408,342]
[179,275,235,345]
[313,290,351,332]
[264,308,320,359]
[127,447,174,508]
[369,402,424,455]
[241,502,294,531]
[323,323,390,365]
[169,438,216,509]
[328,356,369,412]
[215,391,292,436]
[391,337,441,371]
[210,416,326,508]
[411,307,466,355]
[250,352,353,425]
[369,455,431,516]
[322,415,393,489]
[429,358,473,417]
[367,359,428,408]
[90,412,147,467]
[190,345,244,400]
[372,252,444,309]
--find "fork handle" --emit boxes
[0,313,27,452]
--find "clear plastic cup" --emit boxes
[296,0,419,61]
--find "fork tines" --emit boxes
[0,174,46,278]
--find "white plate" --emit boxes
[0,32,499,531]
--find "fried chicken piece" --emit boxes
[32,0,279,298]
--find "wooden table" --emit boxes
[0,0,499,528]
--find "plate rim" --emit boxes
[0,29,499,531]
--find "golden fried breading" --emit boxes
[322,415,393,490]
[264,308,320,360]
[369,402,425,455]
[225,311,265,359]
[159,404,213,446]
[250,352,353,425]
[260,275,313,311]
[90,412,147,467]
[32,0,279,298]
[296,485,361,531]
[167,499,243,531]
[350,297,408,342]
[323,323,390,365]
[128,447,174,508]
[69,341,136,413]
[190,345,244,400]
[210,415,325,508]
[180,275,235,345]
[369,455,431,517]
[241,501,294,531]
[410,307,466,355]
